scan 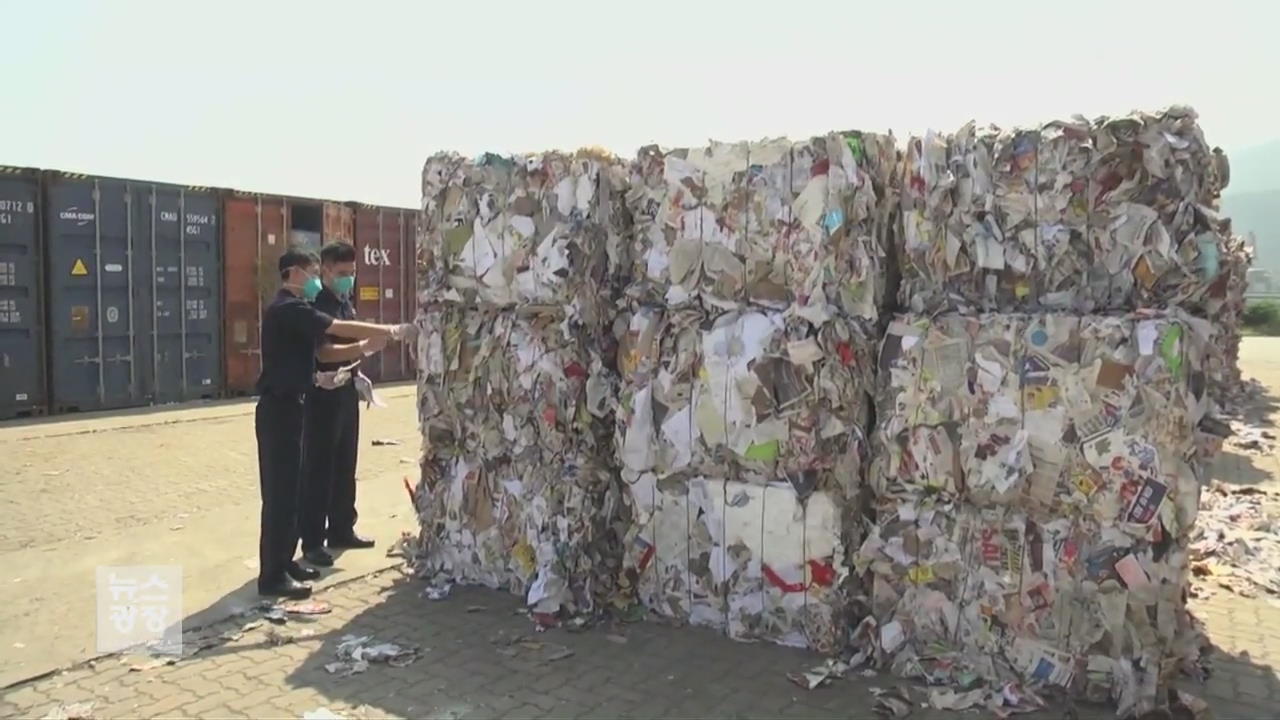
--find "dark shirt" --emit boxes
[312,287,357,372]
[256,288,335,396]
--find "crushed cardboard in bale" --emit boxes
[858,312,1213,718]
[420,149,629,322]
[412,150,630,622]
[615,307,875,650]
[897,107,1247,324]
[413,304,625,620]
[612,132,891,649]
[624,131,897,323]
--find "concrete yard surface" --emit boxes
[0,383,420,689]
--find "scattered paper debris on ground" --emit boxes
[1226,420,1277,455]
[302,708,346,720]
[126,657,176,672]
[928,687,987,711]
[324,634,420,677]
[41,702,95,720]
[422,582,452,601]
[1190,480,1280,597]
[489,631,577,664]
[283,600,332,615]
[386,531,419,560]
[787,659,850,690]
[870,687,913,717]
[265,626,317,646]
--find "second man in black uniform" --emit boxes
[300,242,374,568]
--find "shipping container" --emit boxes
[323,202,353,244]
[352,204,416,383]
[43,172,222,412]
[403,208,419,382]
[0,166,47,419]
[221,192,329,395]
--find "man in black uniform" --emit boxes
[256,249,406,599]
[299,242,374,568]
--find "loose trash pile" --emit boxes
[410,106,1255,717]
[1189,482,1280,598]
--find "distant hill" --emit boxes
[1221,141,1280,276]
[1223,191,1280,274]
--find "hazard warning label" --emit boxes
[359,286,379,301]
[70,258,88,276]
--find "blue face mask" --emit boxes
[301,274,323,301]
[333,275,355,298]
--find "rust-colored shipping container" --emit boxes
[323,202,353,244]
[221,192,331,395]
[352,204,417,383]
[403,208,419,381]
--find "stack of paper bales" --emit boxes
[870,105,1244,716]
[413,151,630,618]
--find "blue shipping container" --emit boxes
[44,173,222,412]
[0,167,47,419]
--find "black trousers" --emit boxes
[300,382,360,552]
[255,392,305,584]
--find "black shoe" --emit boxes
[257,576,312,599]
[328,533,375,550]
[287,562,321,582]
[303,548,335,567]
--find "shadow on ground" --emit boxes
[1177,609,1280,719]
[1210,450,1276,487]
[269,574,1132,720]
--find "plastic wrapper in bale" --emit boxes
[625,132,896,322]
[858,312,1211,718]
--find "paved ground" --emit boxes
[2,342,1280,719]
[0,384,422,688]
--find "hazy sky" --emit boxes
[2,0,1273,208]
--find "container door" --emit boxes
[323,202,354,244]
[147,186,221,403]
[353,206,407,382]
[222,194,288,395]
[0,167,46,419]
[45,174,147,412]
